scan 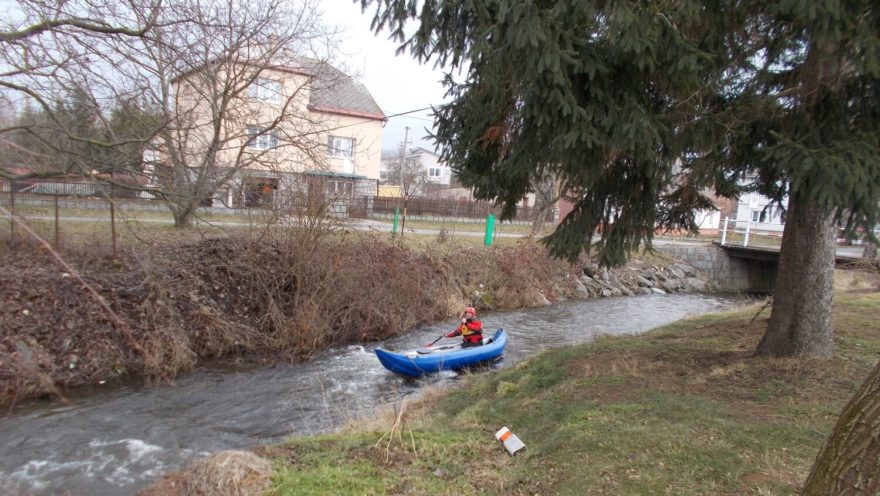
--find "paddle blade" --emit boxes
[425,334,446,347]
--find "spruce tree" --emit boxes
[361,1,880,489]
[362,0,880,355]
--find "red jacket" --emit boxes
[447,317,483,343]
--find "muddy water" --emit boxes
[0,293,752,495]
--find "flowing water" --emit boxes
[0,292,753,495]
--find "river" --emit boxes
[0,292,752,495]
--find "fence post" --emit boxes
[720,217,729,245]
[484,214,495,246]
[401,198,407,238]
[743,218,751,247]
[9,184,15,249]
[110,201,117,258]
[54,196,60,248]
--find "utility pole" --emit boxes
[399,126,410,197]
[400,127,410,236]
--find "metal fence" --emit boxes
[1,177,155,201]
[371,196,556,223]
[0,178,559,254]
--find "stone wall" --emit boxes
[656,243,775,292]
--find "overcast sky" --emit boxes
[320,0,448,152]
[0,0,448,152]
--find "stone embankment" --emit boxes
[578,261,708,297]
[470,257,714,309]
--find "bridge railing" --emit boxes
[718,217,784,249]
[718,217,879,260]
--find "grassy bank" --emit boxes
[249,290,880,495]
[6,230,653,406]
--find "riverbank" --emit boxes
[147,283,880,495]
[1,230,710,407]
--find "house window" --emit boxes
[328,135,355,158]
[249,78,281,103]
[326,179,353,196]
[751,210,760,222]
[244,178,277,207]
[247,126,278,150]
[428,168,441,177]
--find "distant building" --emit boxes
[380,146,453,192]
[555,192,733,235]
[731,192,786,233]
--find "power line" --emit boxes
[384,106,434,119]
[322,106,435,134]
[391,114,434,122]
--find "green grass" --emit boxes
[264,292,880,495]
[3,204,532,255]
[388,218,535,235]
[8,203,270,224]
[268,431,494,496]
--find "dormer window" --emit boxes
[249,78,281,103]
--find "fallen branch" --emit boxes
[751,296,773,323]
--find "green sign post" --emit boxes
[484,214,495,246]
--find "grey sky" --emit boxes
[321,0,448,152]
[0,0,447,151]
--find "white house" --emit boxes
[732,191,787,233]
[380,146,452,188]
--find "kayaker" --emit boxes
[446,306,484,347]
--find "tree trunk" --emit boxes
[802,359,880,495]
[530,206,548,237]
[755,194,836,358]
[171,205,194,228]
[530,173,558,237]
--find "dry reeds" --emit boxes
[375,398,418,463]
[1,225,593,405]
[139,450,273,496]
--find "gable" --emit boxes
[295,59,385,120]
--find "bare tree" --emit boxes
[0,0,162,178]
[803,358,880,495]
[2,0,350,228]
[0,0,159,44]
[383,146,428,199]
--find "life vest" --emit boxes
[458,318,483,343]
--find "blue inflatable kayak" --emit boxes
[375,329,508,377]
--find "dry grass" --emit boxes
[139,450,274,496]
[1,228,604,405]
[0,205,731,408]
[834,262,880,292]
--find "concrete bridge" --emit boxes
[656,240,874,292]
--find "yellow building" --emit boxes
[378,184,402,198]
[170,56,385,209]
